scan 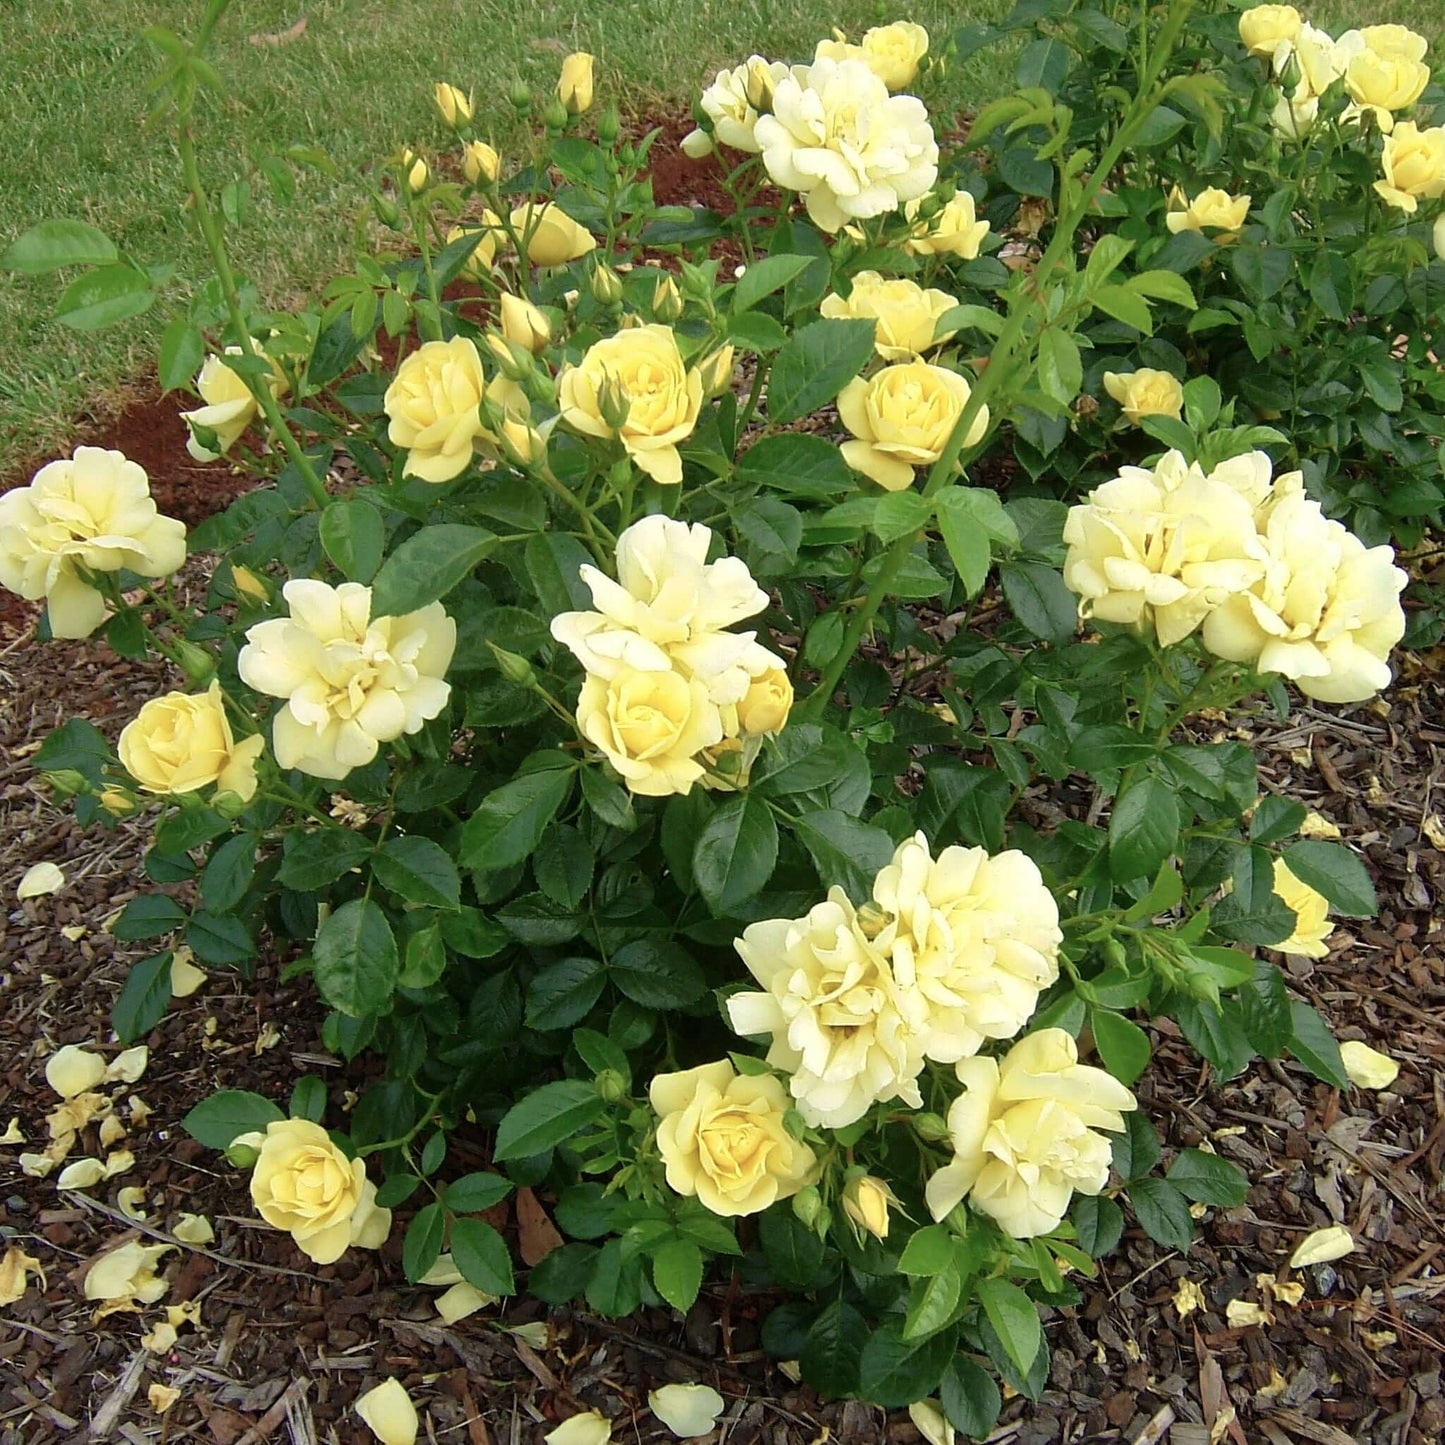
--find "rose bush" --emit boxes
[2,0,1423,1432]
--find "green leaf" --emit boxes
[373,835,461,910]
[526,955,607,1030]
[450,1216,516,1295]
[1129,269,1198,309]
[872,490,932,545]
[1016,35,1070,90]
[975,1278,1041,1377]
[609,939,706,1008]
[736,433,854,498]
[398,922,447,989]
[493,1079,606,1160]
[55,264,155,330]
[1072,1194,1124,1256]
[652,1238,704,1313]
[734,496,803,573]
[460,761,574,872]
[403,1202,446,1283]
[534,826,594,910]
[112,952,174,1045]
[1281,841,1377,917]
[158,318,205,393]
[1037,330,1082,407]
[793,810,897,900]
[1286,1001,1348,1087]
[277,829,372,891]
[1090,1008,1151,1085]
[445,1172,514,1213]
[1212,846,1295,945]
[898,1224,955,1276]
[1091,283,1154,333]
[859,1324,956,1407]
[1000,561,1077,644]
[319,498,386,583]
[1166,1148,1249,1206]
[312,899,399,1017]
[371,524,497,616]
[1238,960,1292,1057]
[113,894,187,942]
[3,219,117,274]
[181,1089,285,1150]
[1250,796,1307,845]
[524,532,592,614]
[767,318,877,424]
[187,911,254,966]
[289,1076,327,1122]
[1128,1178,1193,1250]
[941,1358,1002,1438]
[1109,776,1179,881]
[800,1299,867,1398]
[201,834,256,914]
[903,1259,963,1341]
[734,253,813,311]
[693,793,778,915]
[578,764,635,831]
[935,489,992,596]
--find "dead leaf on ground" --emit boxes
[515,1186,564,1265]
[249,17,307,46]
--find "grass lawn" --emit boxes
[0,0,1438,475]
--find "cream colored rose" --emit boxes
[1435,213,1445,260]
[558,52,595,115]
[509,202,596,267]
[695,344,736,397]
[1063,449,1269,647]
[837,360,987,491]
[1272,24,1351,98]
[119,681,264,801]
[698,57,790,153]
[557,324,703,485]
[182,348,289,462]
[250,1119,389,1264]
[499,292,551,353]
[735,664,792,736]
[650,1060,816,1216]
[870,832,1062,1062]
[1359,24,1428,63]
[462,140,499,184]
[730,889,928,1128]
[239,580,456,781]
[1166,186,1251,240]
[1345,48,1429,114]
[1270,860,1334,958]
[821,272,958,360]
[1271,88,1320,137]
[1374,121,1445,212]
[384,336,495,483]
[859,22,929,90]
[841,1175,894,1239]
[575,665,722,797]
[447,219,501,282]
[1102,368,1184,426]
[1239,5,1302,57]
[1200,485,1406,701]
[925,1028,1137,1237]
[755,57,937,232]
[903,188,991,258]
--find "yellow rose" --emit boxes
[695,344,736,397]
[383,335,495,482]
[697,57,791,154]
[1344,48,1429,115]
[820,271,958,361]
[445,221,498,282]
[400,148,428,192]
[231,563,270,604]
[119,681,264,801]
[1165,186,1251,240]
[462,139,500,184]
[925,1028,1138,1237]
[1102,368,1185,426]
[434,82,472,129]
[558,324,703,485]
[735,664,792,736]
[841,1175,894,1239]
[1435,212,1445,260]
[1239,5,1302,57]
[558,52,595,115]
[650,1060,816,1217]
[1358,24,1428,63]
[509,201,596,267]
[859,22,930,90]
[903,188,991,258]
[837,360,988,491]
[499,292,551,353]
[1270,860,1334,958]
[1271,89,1320,138]
[575,665,722,796]
[182,347,289,461]
[0,446,187,639]
[1374,121,1445,212]
[250,1118,391,1264]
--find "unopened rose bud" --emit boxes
[680,128,715,160]
[841,1176,894,1240]
[543,97,570,133]
[499,291,551,353]
[212,787,252,820]
[695,345,735,397]
[462,139,500,185]
[591,265,623,307]
[597,375,632,430]
[230,564,269,604]
[372,194,401,228]
[400,149,428,193]
[98,787,136,816]
[745,57,777,111]
[224,1141,259,1170]
[44,770,88,799]
[913,1111,951,1143]
[595,1068,627,1103]
[173,640,215,687]
[499,418,548,469]
[598,105,621,146]
[678,260,712,299]
[652,274,683,322]
[434,82,473,129]
[558,52,595,115]
[791,1185,822,1228]
[508,78,532,112]
[484,334,533,380]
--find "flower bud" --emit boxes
[498,418,549,470]
[98,787,137,816]
[558,52,595,115]
[680,128,715,160]
[913,1111,951,1143]
[499,291,551,353]
[591,265,624,307]
[212,786,253,821]
[841,1176,893,1241]
[44,770,88,799]
[224,1141,259,1170]
[745,57,777,111]
[173,640,216,687]
[483,334,532,381]
[652,274,684,322]
[508,78,532,112]
[543,97,570,133]
[462,139,500,185]
[598,106,621,146]
[595,1068,627,1103]
[695,345,735,398]
[400,149,428,193]
[230,564,270,604]
[434,82,473,129]
[596,374,633,430]
[791,1185,823,1229]
[372,194,401,229]
[678,260,713,299]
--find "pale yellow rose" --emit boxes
[1270,860,1334,958]
[925,1028,1138,1237]
[1239,5,1302,57]
[446,221,499,282]
[434,82,472,129]
[400,148,428,192]
[119,681,264,801]
[1272,24,1353,98]
[239,580,456,781]
[462,139,499,184]
[1271,88,1320,137]
[859,22,929,90]
[557,324,703,485]
[841,1175,894,1239]
[1344,48,1429,128]
[755,58,937,232]
[1435,213,1445,260]
[182,347,289,462]
[355,1379,418,1445]
[821,272,958,360]
[384,335,502,483]
[250,1118,391,1264]
[650,1060,816,1217]
[558,52,595,115]
[1166,186,1251,240]
[697,57,791,153]
[695,345,736,397]
[1359,24,1428,63]
[1102,368,1185,426]
[1339,1039,1399,1089]
[735,664,792,736]
[499,292,551,353]
[837,360,988,491]
[1374,121,1445,212]
[903,188,991,258]
[509,201,596,267]
[0,447,186,639]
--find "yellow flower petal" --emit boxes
[0,1244,45,1305]
[0,1117,24,1145]
[1173,1278,1206,1317]
[1340,1040,1400,1090]
[354,1379,419,1445]
[19,1152,56,1178]
[173,1214,215,1245]
[907,1400,955,1445]
[148,1384,182,1415]
[167,1300,203,1329]
[99,1114,128,1150]
[435,1281,494,1324]
[418,1253,464,1287]
[170,952,208,998]
[117,1187,149,1220]
[17,863,66,899]
[649,1385,725,1439]
[84,1240,173,1306]
[103,1149,136,1178]
[45,1045,108,1099]
[504,1321,550,1349]
[1298,811,1341,840]
[141,1320,178,1353]
[545,1413,613,1445]
[57,1158,107,1190]
[1289,1225,1355,1268]
[1225,1299,1271,1328]
[106,1046,149,1084]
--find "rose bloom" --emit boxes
[837,360,988,491]
[0,446,186,639]
[755,57,937,232]
[434,82,472,128]
[558,51,595,115]
[1271,88,1320,138]
[870,833,1062,1063]
[462,139,499,184]
[734,663,793,735]
[119,681,263,801]
[1165,186,1251,240]
[820,271,958,360]
[650,1060,816,1216]
[1201,482,1406,702]
[1374,121,1445,212]
[182,347,289,461]
[508,201,596,267]
[1272,23,1353,97]
[1238,4,1302,57]
[816,22,929,91]
[903,188,991,258]
[245,1118,391,1264]
[1271,860,1334,958]
[841,1175,894,1239]
[1102,368,1184,426]
[498,292,551,353]
[239,580,456,780]
[383,336,492,483]
[694,57,790,153]
[730,889,927,1128]
[925,1028,1138,1237]
[558,324,704,485]
[1345,48,1429,112]
[1435,212,1445,260]
[1062,449,1269,647]
[1358,24,1428,63]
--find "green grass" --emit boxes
[0,0,1438,475]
